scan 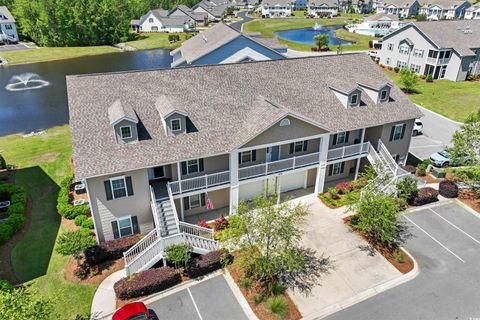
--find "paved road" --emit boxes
[325,202,480,320]
[230,11,254,31]
[0,43,31,52]
[146,275,248,320]
[410,106,460,160]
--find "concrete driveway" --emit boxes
[326,202,480,320]
[410,106,460,160]
[0,43,30,52]
[146,274,249,320]
[290,197,403,320]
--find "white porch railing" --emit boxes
[378,140,400,176]
[327,142,370,162]
[169,170,230,195]
[124,229,160,266]
[166,184,180,233]
[179,221,214,240]
[239,151,320,181]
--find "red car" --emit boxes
[112,302,158,320]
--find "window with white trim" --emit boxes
[187,159,199,174]
[350,94,359,105]
[392,124,404,141]
[396,60,407,69]
[111,177,127,199]
[149,18,154,22]
[380,90,388,101]
[410,63,421,73]
[336,132,348,144]
[117,216,133,237]
[385,57,391,65]
[171,119,181,132]
[399,44,410,55]
[332,162,342,175]
[120,126,132,139]
[413,48,424,58]
[294,141,306,153]
[189,194,202,209]
[387,43,394,51]
[241,150,253,163]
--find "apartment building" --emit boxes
[419,0,471,20]
[376,0,420,18]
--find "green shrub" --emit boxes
[164,243,192,269]
[239,278,253,291]
[0,184,26,245]
[74,215,87,226]
[81,218,94,230]
[0,154,6,170]
[393,250,404,263]
[396,177,418,202]
[56,174,90,219]
[267,296,288,318]
[393,67,400,73]
[426,74,433,82]
[56,229,96,260]
[0,279,15,292]
[253,293,266,305]
[270,281,287,296]
[328,187,339,200]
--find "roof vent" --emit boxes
[202,35,208,43]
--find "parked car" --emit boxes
[112,302,158,320]
[429,150,470,167]
[412,119,423,136]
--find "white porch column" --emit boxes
[315,135,330,194]
[355,128,366,180]
[176,162,185,221]
[229,150,240,214]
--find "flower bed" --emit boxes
[410,187,439,206]
[438,180,458,198]
[0,183,26,245]
[85,235,141,266]
[318,181,365,209]
[186,249,232,278]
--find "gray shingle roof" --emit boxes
[108,100,138,125]
[413,20,480,56]
[309,0,339,7]
[364,12,400,21]
[155,95,187,118]
[379,0,417,8]
[0,6,15,23]
[171,23,285,67]
[421,0,467,9]
[67,54,422,179]
[262,0,295,6]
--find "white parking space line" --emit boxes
[187,287,204,320]
[429,208,480,246]
[405,216,465,263]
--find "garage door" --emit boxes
[280,171,306,192]
[239,180,264,201]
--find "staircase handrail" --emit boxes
[150,186,162,237]
[123,229,160,265]
[378,139,400,176]
[167,184,181,233]
[179,221,215,239]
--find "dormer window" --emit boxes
[120,126,132,139]
[380,90,388,101]
[350,94,359,105]
[171,119,182,132]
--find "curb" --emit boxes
[303,248,419,320]
[224,269,259,320]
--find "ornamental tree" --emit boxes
[399,68,419,94]
[450,109,480,165]
[164,243,193,269]
[221,194,332,295]
[0,286,54,320]
[314,34,329,51]
[55,229,96,261]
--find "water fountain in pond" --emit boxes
[5,73,50,92]
[313,23,322,31]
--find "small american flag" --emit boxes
[206,193,214,210]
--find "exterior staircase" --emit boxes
[123,186,219,276]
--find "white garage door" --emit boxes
[239,180,265,201]
[280,171,306,192]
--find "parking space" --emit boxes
[0,43,31,52]
[146,275,248,320]
[326,202,480,320]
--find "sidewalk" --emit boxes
[90,269,126,319]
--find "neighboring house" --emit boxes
[376,0,420,18]
[307,0,339,18]
[67,54,422,275]
[347,13,407,36]
[419,0,471,20]
[170,23,286,67]
[131,9,196,33]
[260,0,295,17]
[233,0,260,8]
[0,6,18,43]
[339,0,373,13]
[465,5,480,19]
[168,5,209,24]
[192,0,233,21]
[379,20,480,81]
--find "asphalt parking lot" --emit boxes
[0,43,30,52]
[326,202,480,320]
[146,275,248,320]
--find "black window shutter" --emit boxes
[200,193,206,207]
[252,150,257,161]
[332,134,338,146]
[389,126,395,141]
[345,131,350,143]
[111,221,120,239]
[199,159,204,172]
[184,197,190,210]
[400,124,407,139]
[289,143,294,154]
[303,140,308,152]
[340,162,345,174]
[238,153,242,164]
[181,161,187,175]
[104,181,113,201]
[328,165,333,176]
[131,216,140,234]
[126,176,134,196]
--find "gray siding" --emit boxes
[87,168,152,242]
[113,119,138,143]
[328,129,363,149]
[280,138,320,159]
[164,113,187,135]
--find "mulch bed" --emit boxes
[416,173,440,184]
[64,256,125,285]
[459,190,480,213]
[343,217,414,274]
[227,252,302,320]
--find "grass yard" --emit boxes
[386,71,480,122]
[125,32,191,50]
[0,125,97,319]
[242,18,376,51]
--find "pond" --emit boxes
[0,48,172,136]
[274,25,352,46]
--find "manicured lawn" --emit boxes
[242,18,377,51]
[386,71,480,122]
[126,32,192,50]
[0,125,97,319]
